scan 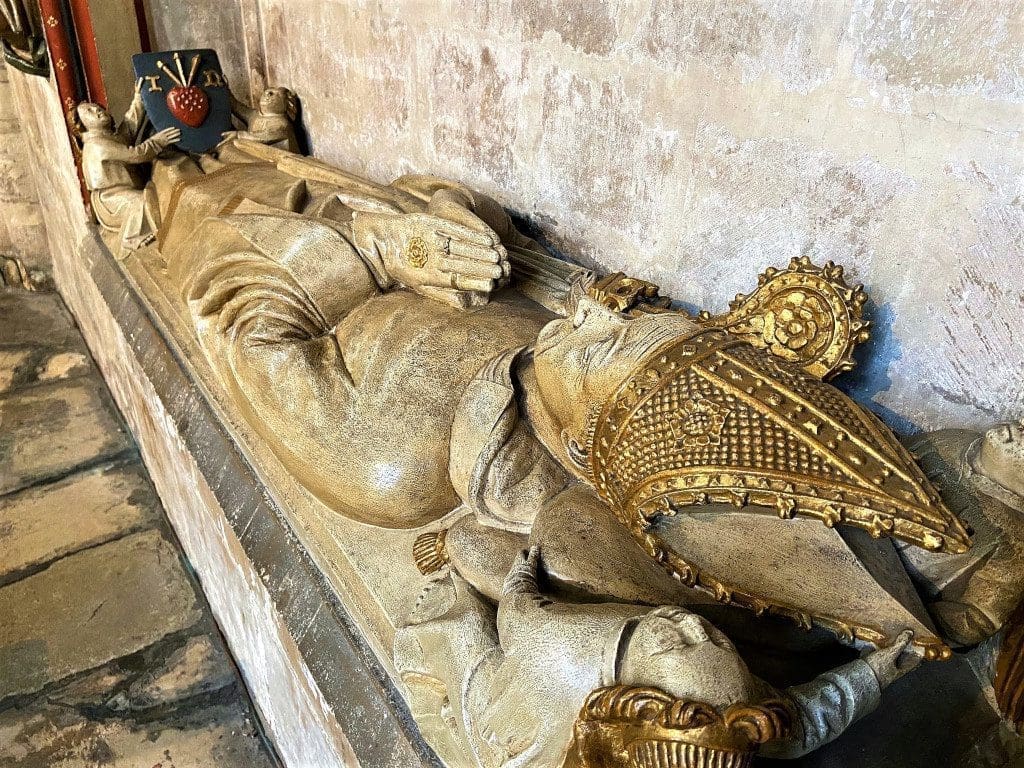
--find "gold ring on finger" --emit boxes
[405,236,429,269]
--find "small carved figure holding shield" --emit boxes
[223,86,300,152]
[77,86,179,253]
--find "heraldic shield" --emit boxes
[131,49,232,154]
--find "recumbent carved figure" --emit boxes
[95,78,1024,766]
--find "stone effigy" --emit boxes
[88,56,1024,767]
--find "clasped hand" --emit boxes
[377,188,511,307]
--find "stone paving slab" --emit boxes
[38,625,234,713]
[107,634,236,713]
[0,529,202,700]
[0,292,83,349]
[0,293,91,394]
[0,288,278,765]
[0,461,160,582]
[0,346,92,394]
[0,701,277,768]
[0,377,133,495]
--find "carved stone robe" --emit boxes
[394,570,884,768]
[174,200,556,526]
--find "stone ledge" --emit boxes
[53,229,437,768]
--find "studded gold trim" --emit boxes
[699,257,870,381]
[586,328,965,657]
[589,329,967,553]
[636,528,951,661]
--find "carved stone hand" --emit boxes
[863,630,922,689]
[152,127,181,149]
[353,205,508,307]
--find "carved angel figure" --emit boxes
[78,87,178,252]
[145,140,1024,764]
[396,547,919,767]
[222,87,299,151]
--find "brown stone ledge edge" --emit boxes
[56,232,441,768]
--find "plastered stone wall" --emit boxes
[142,0,260,102]
[30,0,1024,432]
[239,0,1023,433]
[5,66,91,263]
[0,61,51,285]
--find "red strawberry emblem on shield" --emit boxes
[166,85,209,128]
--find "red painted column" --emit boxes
[38,0,79,116]
[38,0,89,204]
[67,0,106,107]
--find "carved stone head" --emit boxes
[258,86,297,120]
[532,296,965,558]
[618,608,761,709]
[532,296,699,473]
[976,420,1024,498]
[76,102,114,133]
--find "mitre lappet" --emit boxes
[582,320,970,659]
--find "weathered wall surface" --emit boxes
[10,1,1024,432]
[0,61,52,286]
[228,0,1021,432]
[142,0,262,102]
[5,64,91,273]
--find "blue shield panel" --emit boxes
[131,49,232,154]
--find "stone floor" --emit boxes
[0,288,279,767]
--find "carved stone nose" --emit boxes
[677,613,710,644]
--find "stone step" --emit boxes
[0,529,202,701]
[0,377,133,495]
[0,461,161,583]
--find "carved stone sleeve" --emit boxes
[760,659,882,759]
[179,213,387,510]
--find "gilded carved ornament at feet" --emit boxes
[570,258,973,659]
[566,686,793,768]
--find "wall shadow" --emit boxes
[833,298,921,436]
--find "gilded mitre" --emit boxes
[586,328,970,556]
